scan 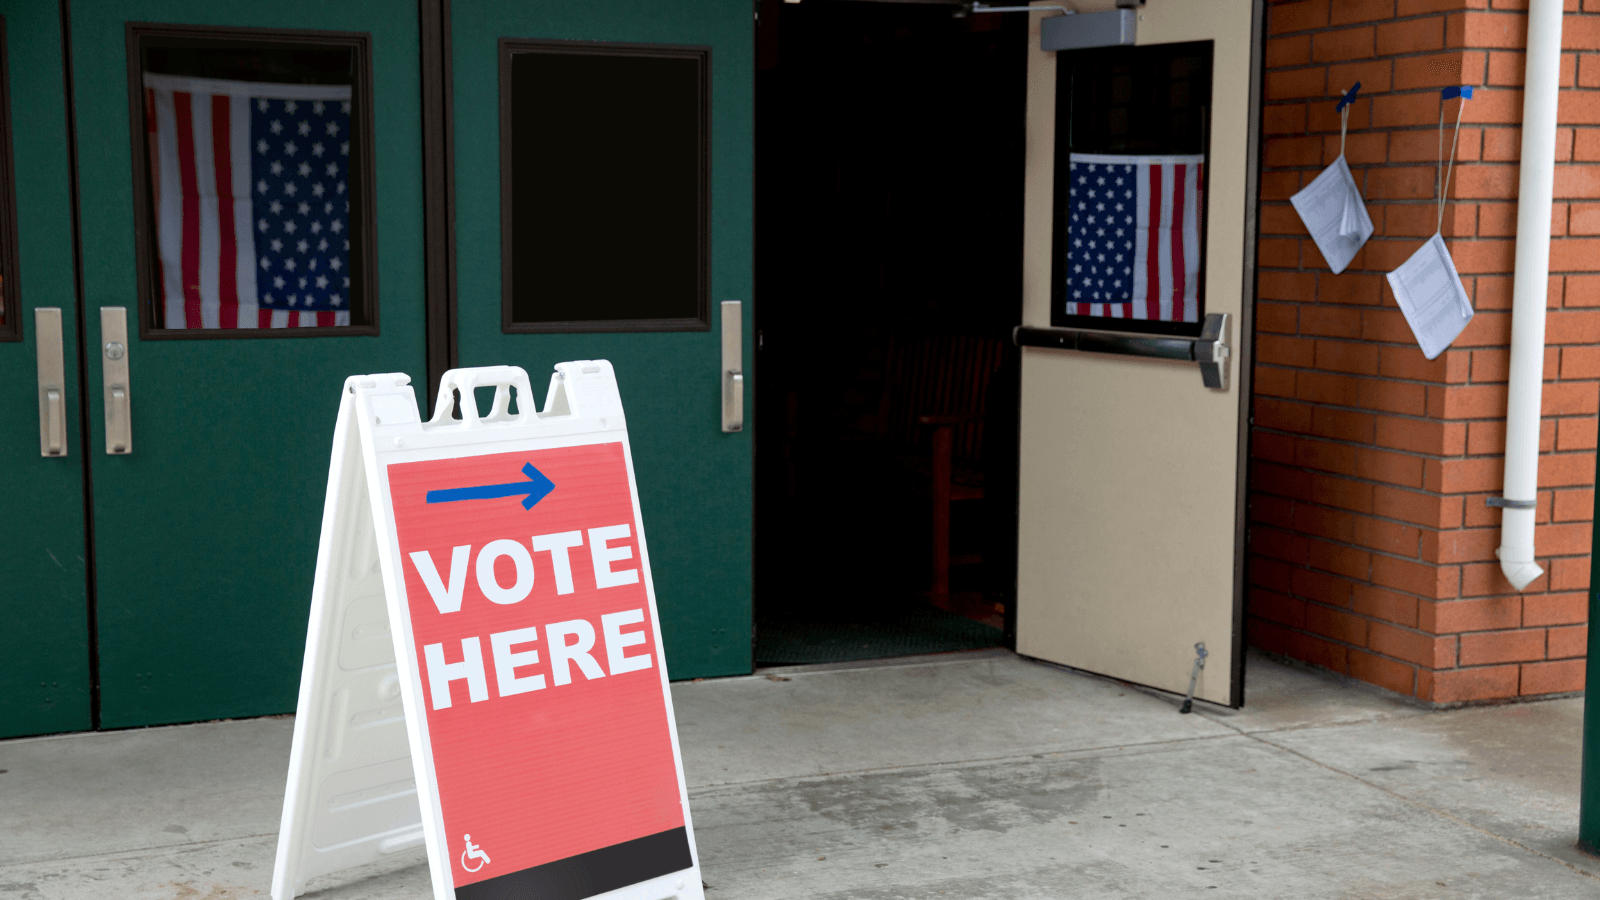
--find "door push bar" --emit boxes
[1013,312,1231,391]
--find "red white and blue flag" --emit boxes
[144,75,353,330]
[1064,152,1203,323]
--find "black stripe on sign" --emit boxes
[455,827,692,900]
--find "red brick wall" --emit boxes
[1250,0,1597,704]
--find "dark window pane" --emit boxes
[504,44,708,331]
[133,29,374,335]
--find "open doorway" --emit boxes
[753,0,1027,665]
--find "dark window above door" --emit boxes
[127,24,377,338]
[499,40,709,333]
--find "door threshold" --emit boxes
[0,713,294,747]
[751,646,1014,680]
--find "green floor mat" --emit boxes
[755,604,1005,665]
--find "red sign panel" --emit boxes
[386,441,688,898]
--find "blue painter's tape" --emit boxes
[1441,85,1474,100]
[1336,82,1361,112]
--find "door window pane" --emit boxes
[1051,40,1213,338]
[501,41,709,332]
[131,28,374,335]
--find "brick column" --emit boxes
[1250,0,1596,704]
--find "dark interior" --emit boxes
[1057,40,1212,158]
[753,0,1027,665]
[142,42,353,86]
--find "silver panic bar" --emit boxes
[1013,312,1231,390]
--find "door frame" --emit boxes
[419,0,455,413]
[1230,0,1265,707]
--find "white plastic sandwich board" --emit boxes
[271,362,704,900]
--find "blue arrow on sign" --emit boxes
[426,462,555,510]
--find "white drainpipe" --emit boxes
[1497,0,1564,591]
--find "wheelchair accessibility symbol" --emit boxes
[461,834,491,873]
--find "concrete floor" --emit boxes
[2,648,1596,899]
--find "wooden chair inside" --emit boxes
[871,331,1007,598]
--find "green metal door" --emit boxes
[67,0,428,728]
[0,3,93,739]
[450,1,753,678]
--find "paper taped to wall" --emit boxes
[1386,232,1473,360]
[1289,155,1373,275]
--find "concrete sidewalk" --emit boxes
[1,649,1594,899]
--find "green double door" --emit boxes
[0,0,751,740]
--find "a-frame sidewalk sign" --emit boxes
[271,363,705,900]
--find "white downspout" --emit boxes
[1498,0,1564,591]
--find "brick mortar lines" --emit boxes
[1251,598,1585,652]
[1247,592,1585,660]
[1248,1,1599,700]
[1249,379,1600,437]
[1247,431,1592,498]
[1244,593,1576,677]
[1245,629,1569,701]
[1246,528,1546,581]
[1246,515,1581,585]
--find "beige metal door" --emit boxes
[1015,0,1261,707]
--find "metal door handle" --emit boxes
[35,308,66,457]
[721,300,743,433]
[726,371,744,432]
[46,390,63,453]
[107,386,130,453]
[101,307,131,455]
